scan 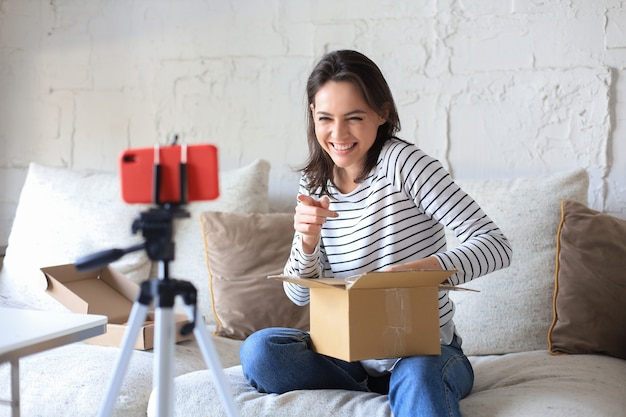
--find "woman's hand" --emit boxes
[382,256,443,272]
[294,194,338,254]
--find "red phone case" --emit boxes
[119,144,219,204]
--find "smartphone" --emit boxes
[119,144,220,204]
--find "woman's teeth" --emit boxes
[333,143,356,151]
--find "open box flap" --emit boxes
[269,270,473,291]
[345,270,456,289]
[269,276,342,289]
[42,264,138,323]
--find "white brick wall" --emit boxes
[1,0,625,244]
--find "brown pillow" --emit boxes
[200,211,309,340]
[549,200,626,359]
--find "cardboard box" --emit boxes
[272,270,465,362]
[41,264,192,350]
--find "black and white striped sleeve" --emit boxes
[281,179,325,306]
[388,142,513,285]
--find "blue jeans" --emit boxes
[240,327,474,417]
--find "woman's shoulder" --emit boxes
[379,138,434,166]
[377,138,448,188]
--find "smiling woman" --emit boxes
[239,50,513,417]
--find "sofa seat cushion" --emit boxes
[0,341,205,417]
[0,332,243,417]
[149,351,626,417]
[464,351,626,416]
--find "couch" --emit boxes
[1,160,625,417]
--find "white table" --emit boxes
[0,308,107,417]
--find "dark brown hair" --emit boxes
[302,50,401,195]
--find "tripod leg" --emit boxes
[98,302,151,417]
[183,305,241,417]
[153,307,175,417]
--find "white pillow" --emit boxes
[1,163,151,311]
[448,169,589,355]
[0,159,271,319]
[166,159,271,323]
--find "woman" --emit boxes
[240,50,512,417]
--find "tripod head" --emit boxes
[74,203,188,272]
[132,204,189,263]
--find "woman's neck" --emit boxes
[332,167,359,194]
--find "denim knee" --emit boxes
[240,327,370,394]
[240,328,310,379]
[387,345,474,417]
[239,327,272,362]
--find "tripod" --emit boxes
[77,206,241,417]
[76,144,241,417]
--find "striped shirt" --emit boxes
[283,139,512,361]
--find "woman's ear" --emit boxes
[378,103,390,125]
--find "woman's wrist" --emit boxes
[300,234,320,256]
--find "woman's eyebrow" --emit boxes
[315,109,367,116]
[344,109,367,116]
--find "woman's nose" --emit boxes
[331,121,347,139]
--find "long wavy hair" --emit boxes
[302,50,401,195]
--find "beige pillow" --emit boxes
[548,200,626,359]
[200,211,309,340]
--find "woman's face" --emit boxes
[311,81,386,183]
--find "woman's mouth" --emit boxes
[331,142,357,152]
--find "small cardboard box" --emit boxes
[41,264,192,350]
[273,270,462,362]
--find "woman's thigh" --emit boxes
[240,327,369,394]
